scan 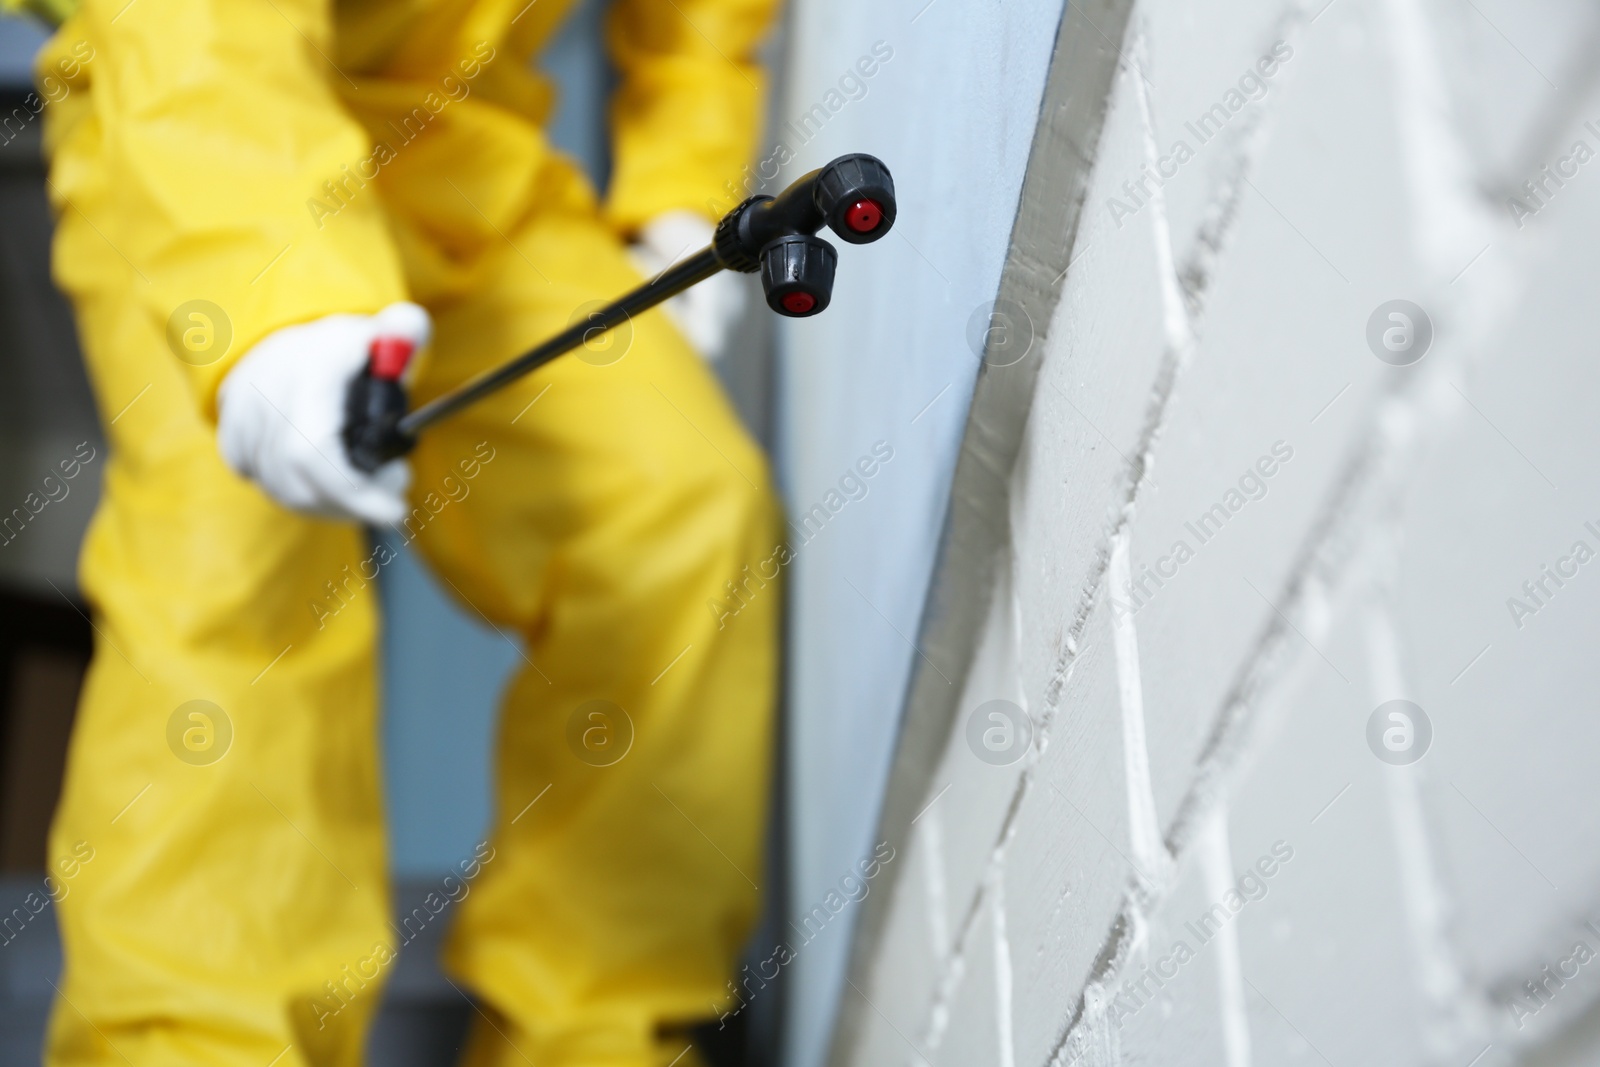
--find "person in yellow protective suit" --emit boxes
[18,0,783,1064]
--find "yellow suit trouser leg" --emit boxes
[400,200,780,1067]
[44,200,394,1066]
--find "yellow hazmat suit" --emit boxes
[24,0,781,1064]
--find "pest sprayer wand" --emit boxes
[343,152,897,473]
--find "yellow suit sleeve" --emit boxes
[603,0,780,232]
[68,0,407,417]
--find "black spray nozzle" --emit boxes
[714,154,896,316]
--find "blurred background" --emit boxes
[5,1,1600,1066]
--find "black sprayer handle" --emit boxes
[344,153,896,473]
[343,336,418,474]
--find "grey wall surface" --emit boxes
[830,1,1600,1066]
[0,15,45,84]
[768,3,1069,1066]
[0,16,101,597]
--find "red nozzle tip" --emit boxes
[844,198,883,234]
[369,337,416,381]
[781,291,817,315]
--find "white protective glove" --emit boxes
[217,302,431,525]
[628,211,747,362]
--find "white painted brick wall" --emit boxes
[830,1,1600,1065]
